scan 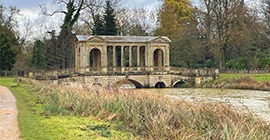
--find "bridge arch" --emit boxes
[154,82,166,88]
[128,79,143,88]
[114,79,143,88]
[89,48,101,71]
[173,80,190,88]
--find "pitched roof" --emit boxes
[76,35,171,43]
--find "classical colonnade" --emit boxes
[75,36,171,73]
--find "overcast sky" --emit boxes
[1,0,161,10]
[0,0,161,41]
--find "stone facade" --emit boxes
[27,36,219,88]
[75,35,171,73]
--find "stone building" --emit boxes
[28,35,218,88]
[75,35,171,73]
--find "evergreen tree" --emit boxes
[0,25,19,71]
[0,4,21,70]
[32,40,45,69]
[0,33,16,71]
[103,0,118,35]
[92,14,104,35]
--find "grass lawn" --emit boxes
[0,77,132,140]
[219,73,270,82]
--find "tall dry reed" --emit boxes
[30,81,270,139]
[208,76,270,91]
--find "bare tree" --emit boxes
[262,0,270,32]
[198,0,250,68]
[40,0,85,69]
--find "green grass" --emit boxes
[0,77,132,140]
[219,74,270,82]
[32,81,270,139]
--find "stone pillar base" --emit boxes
[164,66,170,72]
[121,67,125,73]
[195,77,201,87]
[101,67,107,74]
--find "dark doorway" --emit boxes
[90,49,101,71]
[153,49,164,67]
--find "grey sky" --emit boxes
[1,0,161,9]
[0,0,161,41]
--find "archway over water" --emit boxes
[155,82,166,88]
[173,80,190,88]
[114,79,143,88]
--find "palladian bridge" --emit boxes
[29,35,219,88]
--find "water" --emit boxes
[142,88,270,122]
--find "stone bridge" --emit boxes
[29,67,218,88]
[78,74,191,88]
[27,35,219,88]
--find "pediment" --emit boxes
[87,36,107,42]
[150,36,171,43]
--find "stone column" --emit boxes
[85,47,90,72]
[137,46,140,67]
[113,46,116,67]
[83,46,86,68]
[164,45,170,71]
[140,46,145,67]
[121,46,125,72]
[165,45,170,66]
[129,46,133,67]
[77,47,80,68]
[137,46,141,71]
[101,45,108,74]
[121,46,124,67]
[159,49,162,67]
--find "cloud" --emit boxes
[2,0,49,9]
[121,0,161,10]
[2,0,162,41]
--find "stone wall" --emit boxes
[221,68,269,74]
[26,68,218,88]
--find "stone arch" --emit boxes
[153,49,164,69]
[114,79,143,88]
[90,48,101,71]
[154,82,166,88]
[173,80,190,88]
[128,79,143,88]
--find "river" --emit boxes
[141,88,270,122]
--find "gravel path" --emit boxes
[0,86,20,140]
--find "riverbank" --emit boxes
[205,74,270,91]
[0,78,133,139]
[1,77,270,139]
[26,78,270,139]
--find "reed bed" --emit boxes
[30,80,270,139]
[207,76,270,91]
